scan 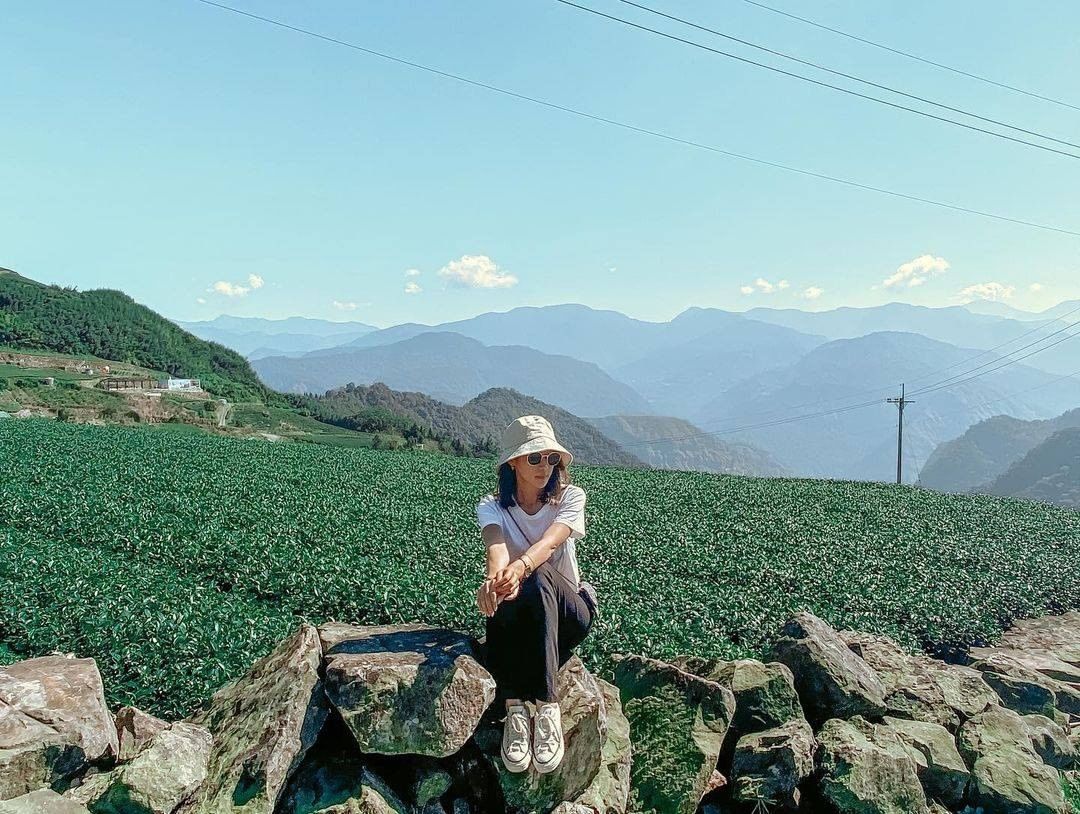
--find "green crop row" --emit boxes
[1,419,1078,719]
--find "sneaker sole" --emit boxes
[532,747,564,774]
[501,747,531,773]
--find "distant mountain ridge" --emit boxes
[254,331,654,417]
[313,382,644,467]
[983,427,1080,509]
[586,415,787,476]
[918,407,1080,494]
[177,315,377,358]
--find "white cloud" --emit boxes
[754,277,774,294]
[883,254,949,288]
[739,285,754,295]
[778,279,790,290]
[196,297,206,304]
[332,300,359,311]
[209,273,266,298]
[405,268,421,277]
[801,286,824,300]
[404,281,422,295]
[437,254,517,288]
[957,281,1016,303]
[212,280,249,297]
[1029,282,1044,292]
[607,266,617,273]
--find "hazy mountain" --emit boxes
[693,331,1080,483]
[177,316,376,357]
[918,407,1080,493]
[316,303,826,379]
[253,332,654,417]
[982,428,1080,509]
[610,308,826,417]
[586,415,787,477]
[960,301,1044,321]
[743,302,1077,375]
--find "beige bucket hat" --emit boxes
[497,415,574,470]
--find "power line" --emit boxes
[554,0,1080,161]
[190,0,1080,237]
[614,0,1080,153]
[741,0,1080,114]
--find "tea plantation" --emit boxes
[2,419,1078,719]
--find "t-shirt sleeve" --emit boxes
[476,496,504,532]
[554,486,587,539]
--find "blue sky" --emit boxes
[3,1,1079,327]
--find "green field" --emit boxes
[1,419,1078,719]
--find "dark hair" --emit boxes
[494,459,571,510]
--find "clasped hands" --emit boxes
[476,559,527,617]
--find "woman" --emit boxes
[475,414,597,775]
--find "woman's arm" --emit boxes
[481,524,511,578]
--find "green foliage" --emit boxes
[1,419,1078,720]
[0,274,269,400]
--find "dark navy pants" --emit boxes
[484,559,594,703]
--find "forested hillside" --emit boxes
[0,270,271,401]
[984,427,1080,509]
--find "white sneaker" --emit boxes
[501,703,532,773]
[532,702,565,773]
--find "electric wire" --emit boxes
[741,0,1080,114]
[554,0,1080,161]
[614,0,1080,152]
[190,0,1080,237]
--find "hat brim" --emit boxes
[496,437,573,470]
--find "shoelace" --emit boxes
[509,711,529,738]
[535,710,561,746]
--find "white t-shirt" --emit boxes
[475,484,587,592]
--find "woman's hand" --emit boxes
[476,578,500,617]
[491,560,526,600]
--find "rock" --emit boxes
[816,715,930,814]
[0,655,118,800]
[320,622,495,758]
[114,706,170,762]
[0,790,91,814]
[412,768,453,808]
[281,763,406,814]
[572,678,632,814]
[730,717,815,810]
[971,652,1080,717]
[611,653,735,814]
[880,716,969,809]
[66,723,212,814]
[671,656,804,738]
[968,646,1080,686]
[1019,714,1077,770]
[995,612,1080,666]
[840,630,997,732]
[475,656,608,814]
[766,612,887,728]
[971,659,1060,719]
[957,705,1066,814]
[182,624,328,814]
[549,804,595,814]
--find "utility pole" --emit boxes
[887,383,914,484]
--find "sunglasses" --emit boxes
[525,451,562,466]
